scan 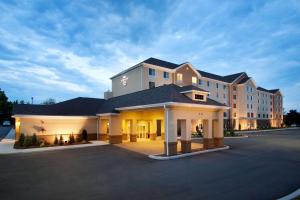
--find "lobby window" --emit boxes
[233,95,237,100]
[194,94,204,101]
[207,81,210,87]
[233,103,236,108]
[233,86,236,91]
[149,81,155,89]
[163,72,169,79]
[177,73,183,82]
[192,76,197,85]
[148,68,155,77]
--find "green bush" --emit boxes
[69,134,75,144]
[32,134,38,146]
[59,135,64,145]
[82,129,88,141]
[54,136,58,145]
[23,136,32,147]
[19,133,25,146]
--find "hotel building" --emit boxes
[13,58,283,155]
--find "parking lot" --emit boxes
[0,129,299,200]
[0,126,11,140]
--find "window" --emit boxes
[251,96,253,101]
[148,68,155,76]
[251,113,253,118]
[270,114,272,118]
[234,113,237,117]
[192,76,197,85]
[251,87,253,93]
[247,112,250,118]
[263,114,265,118]
[233,104,236,108]
[247,86,249,92]
[247,96,249,100]
[233,86,236,91]
[258,114,261,118]
[251,104,253,109]
[247,104,249,109]
[177,73,183,82]
[216,93,219,98]
[270,108,272,112]
[224,112,227,117]
[223,85,226,90]
[198,79,202,85]
[266,114,269,118]
[207,81,210,87]
[216,83,219,88]
[223,94,226,99]
[163,72,169,79]
[195,94,204,100]
[233,95,237,100]
[149,81,155,89]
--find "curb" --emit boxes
[278,188,300,200]
[148,146,230,160]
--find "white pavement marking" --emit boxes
[149,146,230,160]
[278,188,300,200]
[0,140,108,155]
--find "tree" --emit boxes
[0,88,13,122]
[284,110,300,126]
[42,98,56,105]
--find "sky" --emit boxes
[0,0,299,111]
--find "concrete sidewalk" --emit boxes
[0,140,108,155]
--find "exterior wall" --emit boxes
[111,65,143,97]
[15,117,97,142]
[272,92,283,127]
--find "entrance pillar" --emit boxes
[150,119,157,140]
[130,120,137,142]
[203,119,214,149]
[108,115,122,144]
[214,111,224,147]
[164,107,177,156]
[180,119,192,153]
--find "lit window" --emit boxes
[148,68,155,76]
[163,72,169,79]
[177,73,183,82]
[192,76,197,85]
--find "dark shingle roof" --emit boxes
[143,57,179,69]
[197,70,245,83]
[178,85,209,93]
[257,87,280,94]
[13,97,105,116]
[13,85,226,116]
[97,84,224,114]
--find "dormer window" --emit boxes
[192,76,197,85]
[198,79,202,85]
[149,68,155,77]
[195,94,204,100]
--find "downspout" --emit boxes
[164,104,169,156]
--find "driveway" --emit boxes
[0,129,299,200]
[0,126,11,140]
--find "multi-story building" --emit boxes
[107,57,283,130]
[13,57,283,156]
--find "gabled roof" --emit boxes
[257,87,280,94]
[143,57,179,69]
[13,85,227,116]
[198,70,245,83]
[97,84,225,114]
[237,76,250,84]
[179,85,209,93]
[13,97,105,116]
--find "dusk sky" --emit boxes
[0,0,299,111]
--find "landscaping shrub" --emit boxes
[82,129,88,141]
[59,135,64,145]
[19,133,25,146]
[76,134,82,143]
[32,133,38,146]
[23,136,32,147]
[69,134,75,144]
[54,136,58,145]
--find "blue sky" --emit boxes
[0,0,299,111]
